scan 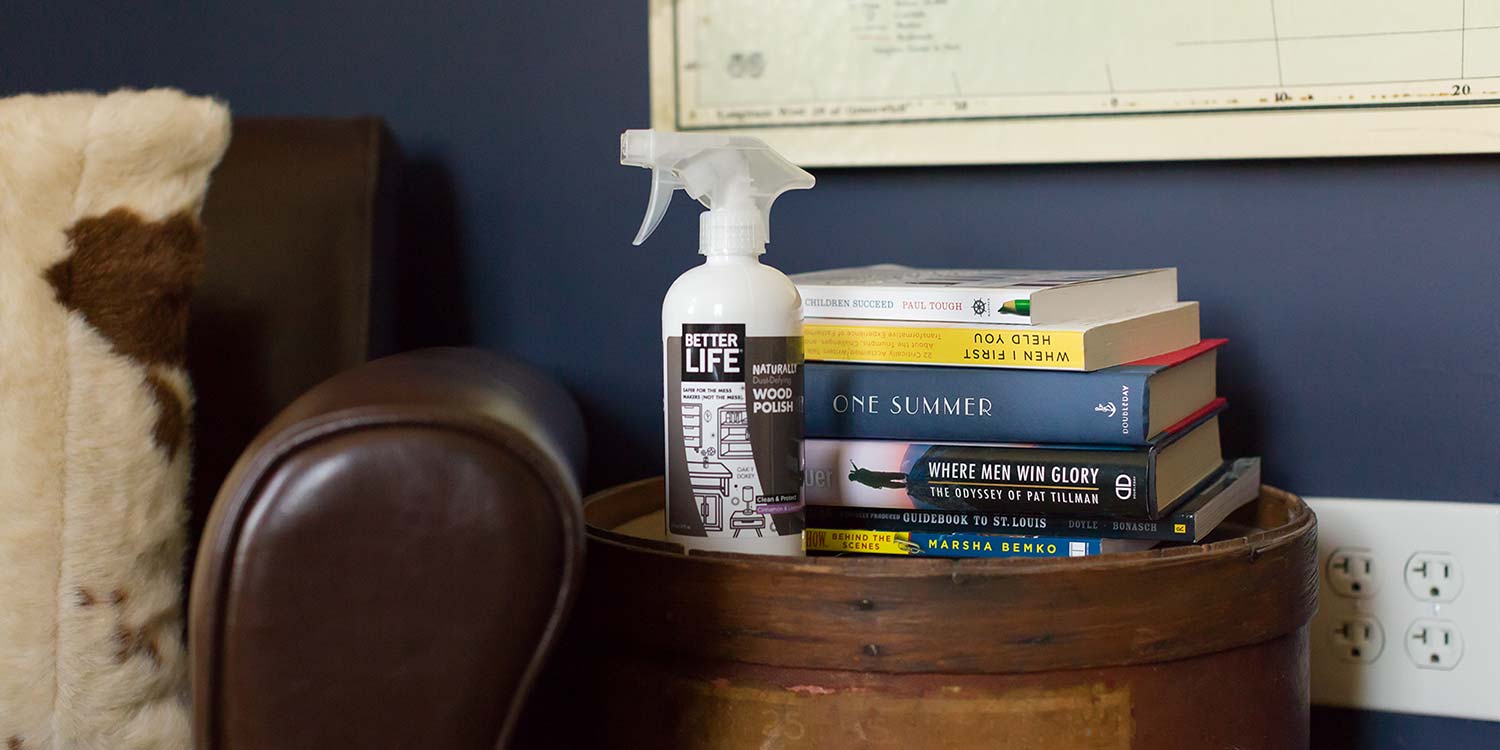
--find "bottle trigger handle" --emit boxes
[633,167,683,246]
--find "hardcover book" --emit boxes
[806,457,1262,543]
[806,339,1223,445]
[805,528,1157,558]
[793,265,1178,325]
[804,302,1199,372]
[803,400,1226,519]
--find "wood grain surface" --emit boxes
[521,478,1318,749]
[580,478,1317,674]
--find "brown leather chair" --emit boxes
[186,119,586,749]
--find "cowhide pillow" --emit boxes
[0,89,229,750]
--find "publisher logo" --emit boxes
[681,323,746,383]
[971,298,988,316]
[1094,402,1117,417]
[1114,473,1136,501]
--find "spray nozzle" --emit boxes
[620,129,814,255]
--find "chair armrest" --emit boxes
[189,347,586,750]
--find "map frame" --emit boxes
[648,0,1500,166]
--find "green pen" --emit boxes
[1000,299,1030,316]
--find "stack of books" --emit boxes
[791,265,1262,559]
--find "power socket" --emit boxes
[1405,552,1461,602]
[1326,547,1378,598]
[1308,497,1500,721]
[1329,615,1384,663]
[1406,618,1463,670]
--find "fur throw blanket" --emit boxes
[0,89,229,750]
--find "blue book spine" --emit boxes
[805,362,1156,446]
[905,533,1103,558]
[806,527,1108,558]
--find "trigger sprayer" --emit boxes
[620,129,813,255]
[620,129,813,556]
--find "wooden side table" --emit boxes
[548,478,1317,749]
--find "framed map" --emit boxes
[648,0,1500,165]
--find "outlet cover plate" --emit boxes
[1308,497,1500,721]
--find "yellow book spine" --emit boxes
[806,528,919,555]
[804,323,1087,370]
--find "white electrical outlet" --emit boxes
[1405,618,1463,670]
[1328,615,1384,663]
[1405,552,1462,602]
[1308,497,1500,721]
[1326,547,1378,598]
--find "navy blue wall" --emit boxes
[5,2,1497,746]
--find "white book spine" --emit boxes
[797,285,1036,325]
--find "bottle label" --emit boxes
[666,323,804,541]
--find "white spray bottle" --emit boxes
[621,129,813,556]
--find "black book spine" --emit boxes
[804,505,1195,543]
[813,440,1157,519]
